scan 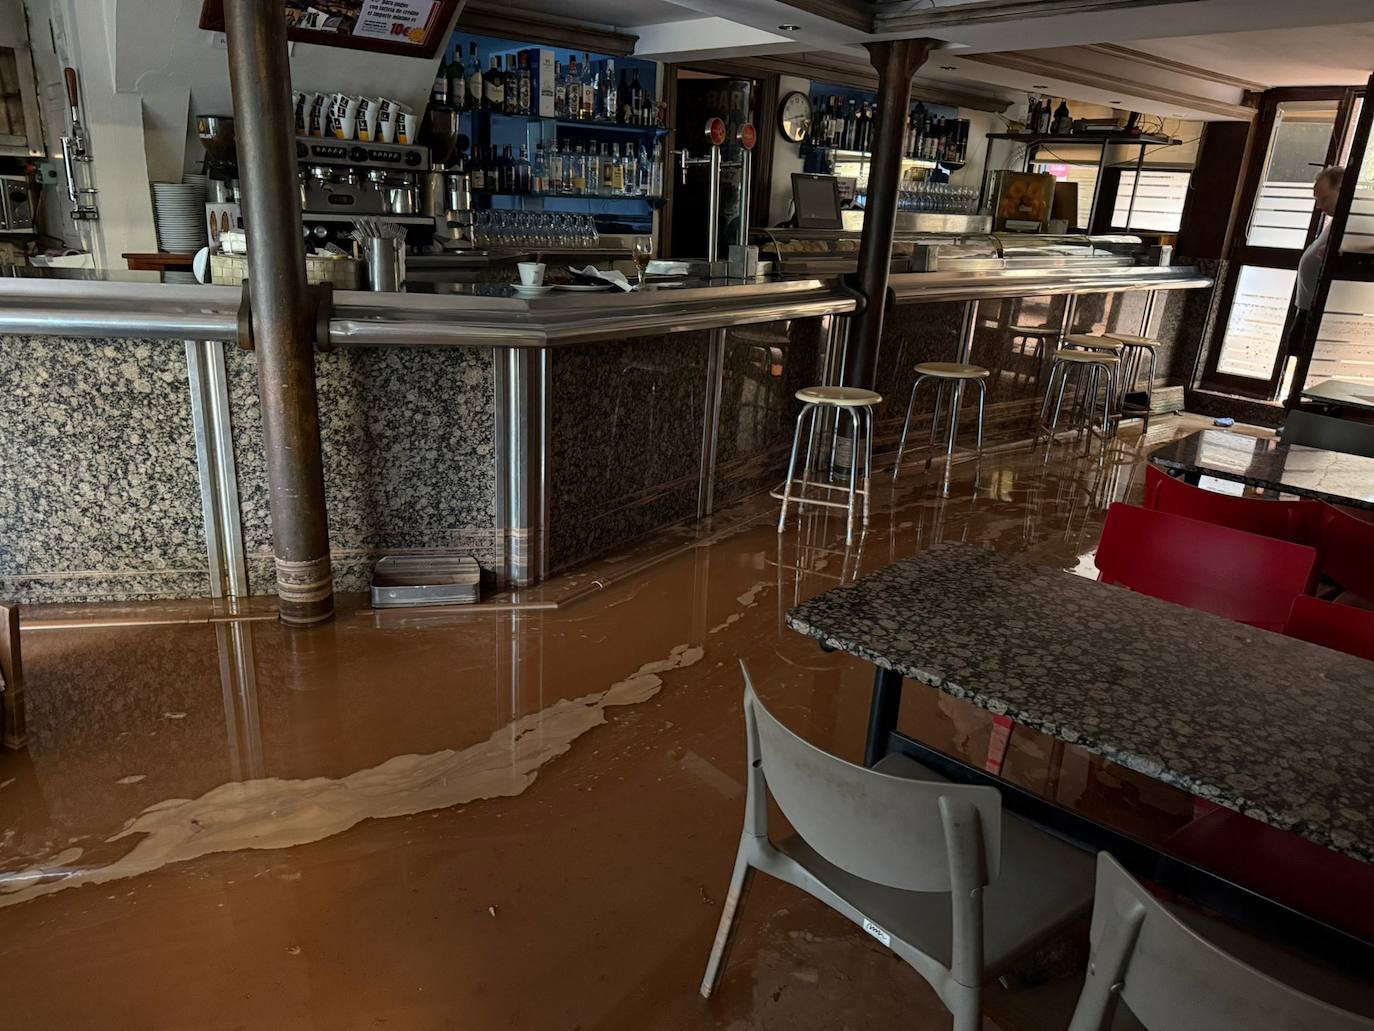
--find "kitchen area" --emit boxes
[0,0,1368,617]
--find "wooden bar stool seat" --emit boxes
[1040,350,1119,441]
[1064,333,1124,355]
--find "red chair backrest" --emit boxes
[1143,465,1321,546]
[1095,502,1319,631]
[1314,505,1374,604]
[1284,595,1374,662]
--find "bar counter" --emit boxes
[0,260,1212,604]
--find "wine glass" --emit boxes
[632,236,653,289]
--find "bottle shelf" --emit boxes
[827,148,965,170]
[472,187,663,205]
[460,108,668,134]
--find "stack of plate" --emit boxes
[150,179,208,253]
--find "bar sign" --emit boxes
[862,917,891,947]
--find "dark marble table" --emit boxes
[786,542,1374,863]
[1149,428,1374,509]
[1302,378,1374,414]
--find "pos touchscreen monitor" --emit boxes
[791,173,843,230]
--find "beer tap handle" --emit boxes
[673,148,690,186]
[64,67,80,123]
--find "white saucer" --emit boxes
[555,282,613,292]
[511,283,553,296]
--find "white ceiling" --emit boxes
[533,0,700,29]
[1128,22,1374,87]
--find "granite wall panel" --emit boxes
[548,331,711,572]
[712,318,826,508]
[0,336,209,603]
[227,344,500,595]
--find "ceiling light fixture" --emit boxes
[940,65,957,70]
[778,23,801,30]
[1033,84,1048,89]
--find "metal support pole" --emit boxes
[224,1,334,626]
[842,38,935,390]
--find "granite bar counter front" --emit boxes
[0,254,1212,605]
[0,276,855,602]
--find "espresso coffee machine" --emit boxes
[296,136,429,221]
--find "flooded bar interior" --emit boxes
[2,0,1374,1027]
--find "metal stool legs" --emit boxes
[893,375,987,478]
[778,402,873,546]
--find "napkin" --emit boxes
[645,260,690,276]
[568,264,634,292]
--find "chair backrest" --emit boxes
[1280,410,1374,460]
[1095,503,1318,631]
[741,664,1002,894]
[1143,465,1321,546]
[1068,852,1374,1031]
[1313,505,1374,602]
[1284,595,1374,662]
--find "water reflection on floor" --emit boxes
[0,416,1225,1029]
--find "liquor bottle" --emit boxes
[431,49,449,107]
[469,145,486,191]
[518,52,532,115]
[484,57,504,113]
[516,144,532,193]
[565,55,577,116]
[629,68,643,125]
[554,61,565,118]
[637,142,651,195]
[447,44,465,111]
[1053,99,1072,135]
[503,57,518,115]
[603,59,617,124]
[547,141,562,192]
[571,145,587,194]
[532,142,546,192]
[619,69,631,124]
[602,143,616,193]
[1026,95,1041,135]
[466,42,483,112]
[496,145,513,192]
[1038,95,1053,134]
[649,138,663,197]
[587,143,601,194]
[580,53,595,121]
[623,144,638,195]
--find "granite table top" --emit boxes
[1302,378,1374,413]
[1149,429,1374,510]
[786,542,1374,863]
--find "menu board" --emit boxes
[200,0,459,58]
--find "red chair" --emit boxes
[1284,595,1374,662]
[1164,807,1374,944]
[1094,503,1318,631]
[1313,504,1374,604]
[1143,465,1321,545]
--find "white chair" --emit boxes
[1069,852,1374,1030]
[701,662,1095,1030]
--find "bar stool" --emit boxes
[1104,332,1160,424]
[892,362,989,477]
[1007,325,1060,390]
[776,386,880,546]
[1039,350,1118,439]
[1063,332,1124,357]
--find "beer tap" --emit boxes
[60,67,99,221]
[673,118,757,274]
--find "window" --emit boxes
[1111,170,1190,233]
[1308,279,1374,387]
[1245,100,1340,249]
[1214,265,1297,379]
[1034,162,1097,228]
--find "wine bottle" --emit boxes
[466,42,483,113]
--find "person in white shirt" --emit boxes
[1295,165,1344,312]
[1282,166,1344,406]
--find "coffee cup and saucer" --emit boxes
[512,262,553,297]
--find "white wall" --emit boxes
[23,0,455,268]
[767,73,808,226]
